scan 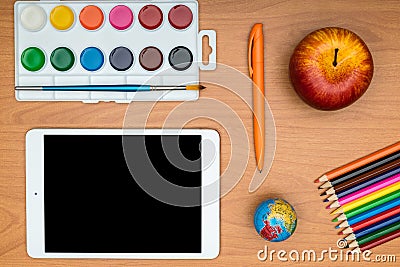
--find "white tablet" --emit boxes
[26,129,220,259]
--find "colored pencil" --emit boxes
[321,164,400,197]
[326,173,400,203]
[356,229,400,251]
[347,222,400,246]
[318,151,400,189]
[340,214,400,236]
[315,142,400,183]
[330,190,400,216]
[318,143,400,251]
[328,182,400,211]
[332,198,400,223]
[332,213,347,222]
[328,167,400,198]
[336,205,400,230]
[320,189,331,196]
[345,233,357,241]
[335,159,400,192]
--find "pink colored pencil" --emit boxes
[338,173,400,205]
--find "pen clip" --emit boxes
[248,28,256,78]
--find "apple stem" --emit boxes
[333,48,339,67]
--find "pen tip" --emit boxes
[199,85,206,90]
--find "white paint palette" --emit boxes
[14,0,216,103]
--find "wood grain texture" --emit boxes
[1,0,400,266]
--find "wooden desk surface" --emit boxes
[1,0,399,266]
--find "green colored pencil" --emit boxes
[331,190,400,218]
[356,222,400,246]
[332,214,346,222]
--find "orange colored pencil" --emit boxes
[315,141,400,183]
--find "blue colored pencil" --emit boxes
[342,198,400,225]
[341,214,400,237]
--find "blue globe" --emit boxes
[254,198,297,242]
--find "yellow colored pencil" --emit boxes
[333,182,400,213]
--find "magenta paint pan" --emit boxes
[14,1,216,103]
[109,5,133,30]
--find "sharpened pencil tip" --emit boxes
[323,198,329,202]
[338,231,343,235]
[315,174,328,183]
[335,225,340,229]
[328,200,340,209]
[330,207,343,215]
[332,218,338,222]
[318,181,332,189]
[320,191,327,196]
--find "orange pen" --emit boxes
[248,23,265,172]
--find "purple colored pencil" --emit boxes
[338,173,400,205]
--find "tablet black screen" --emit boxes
[44,135,202,253]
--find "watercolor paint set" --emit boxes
[14,0,216,103]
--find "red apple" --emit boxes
[289,27,374,110]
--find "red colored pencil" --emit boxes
[338,206,400,231]
[358,229,400,251]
